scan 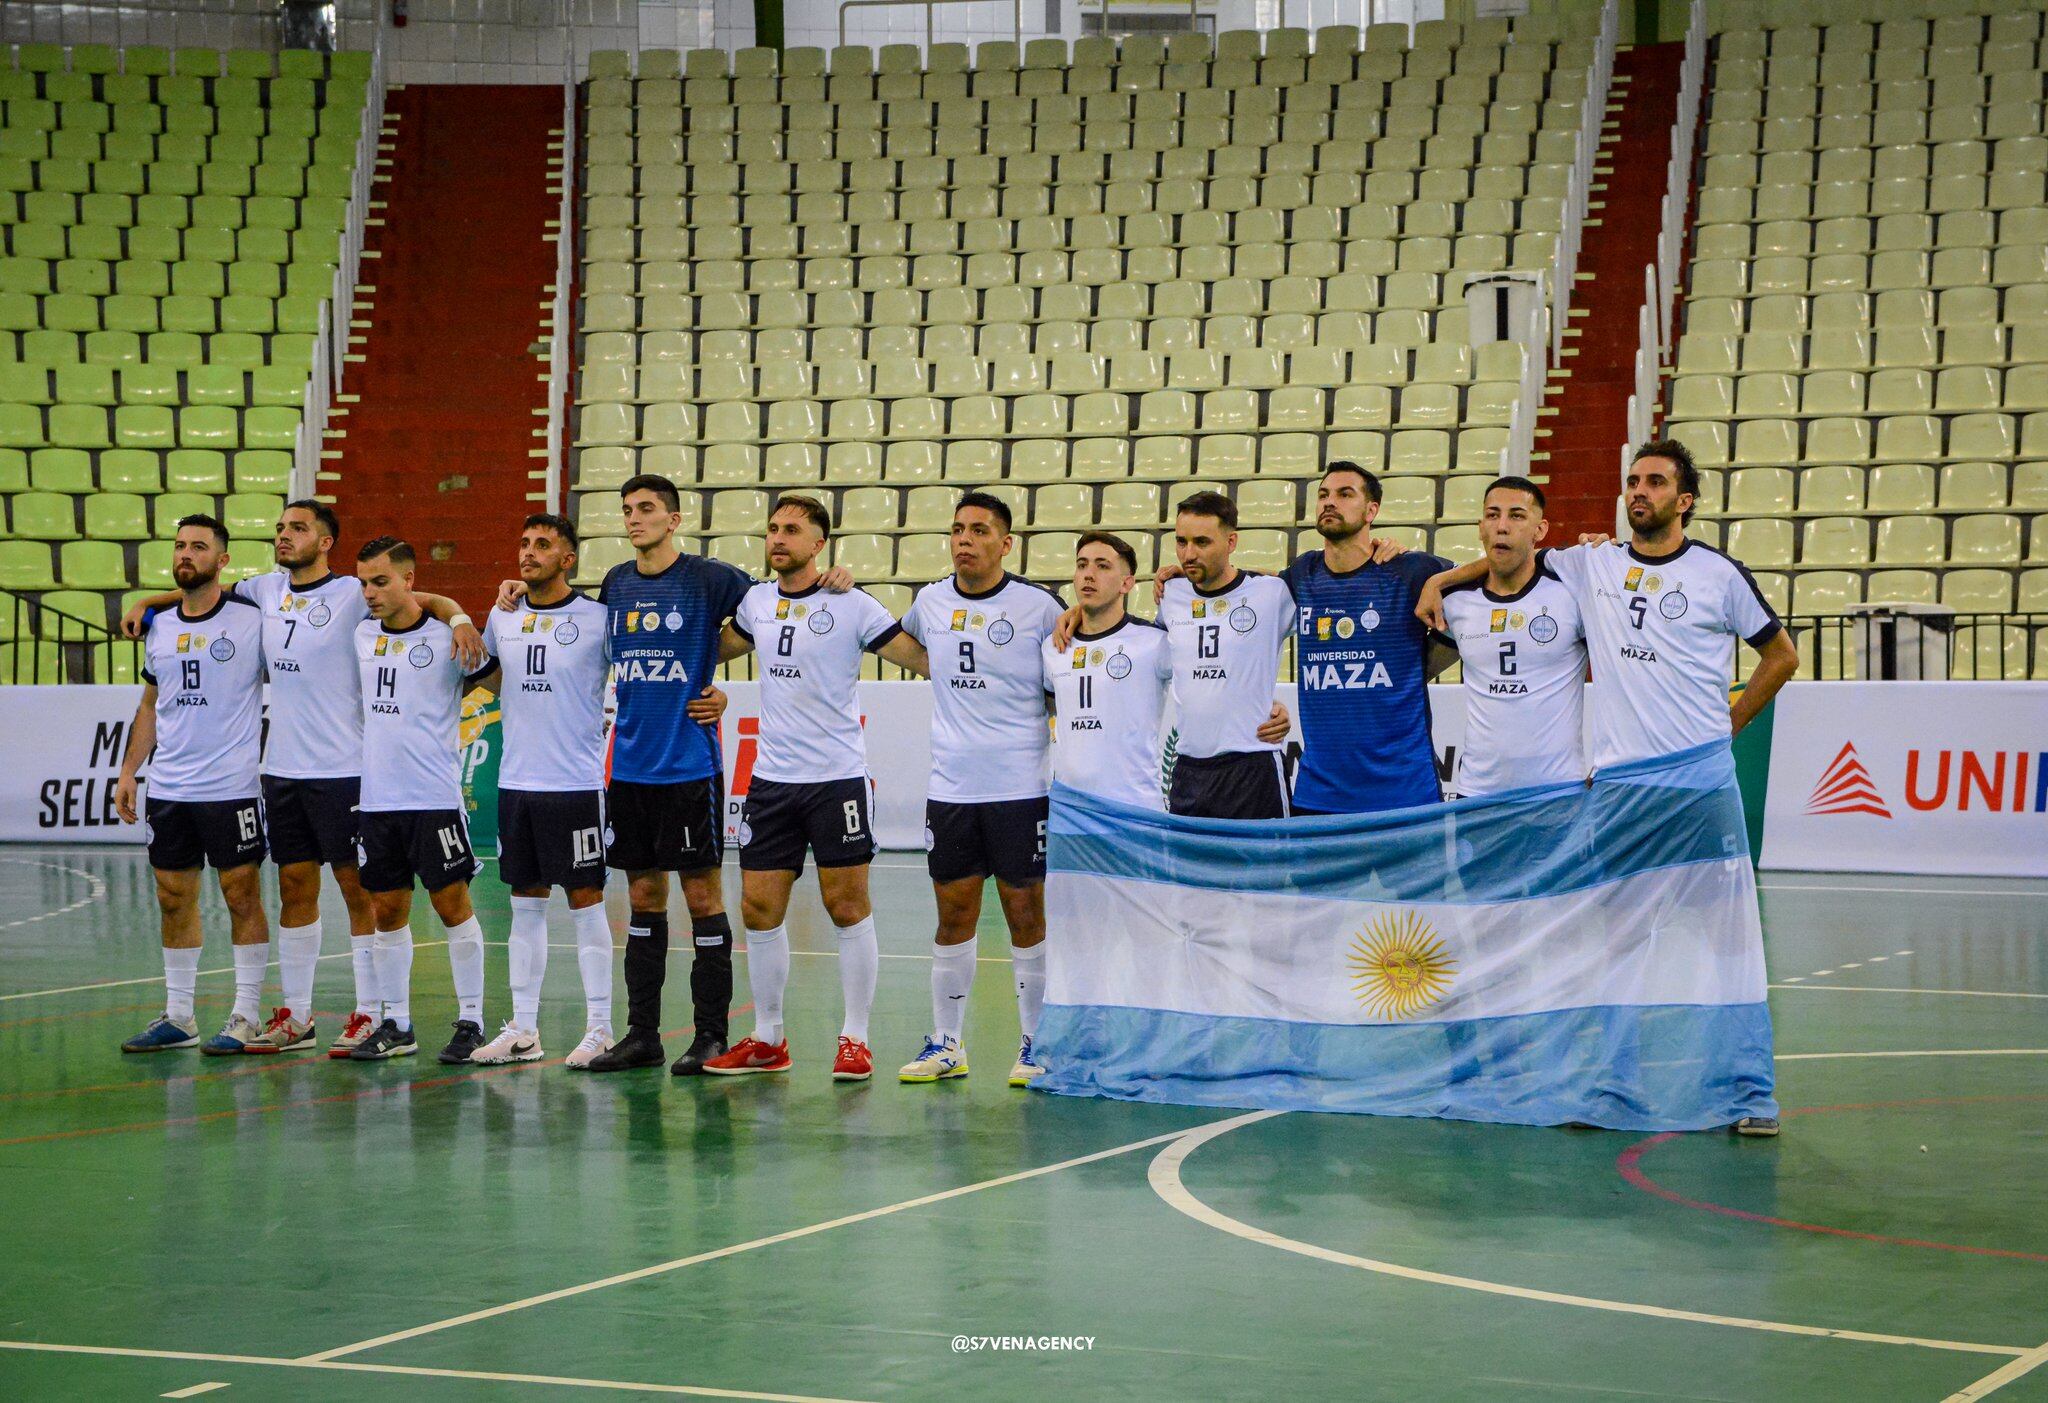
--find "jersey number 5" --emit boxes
[1628,596,1648,630]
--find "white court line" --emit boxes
[300,1110,1267,1363]
[1147,1112,2029,1360]
[1770,985,2048,1001]
[0,943,451,1003]
[0,1341,867,1402]
[0,859,109,932]
[1775,1049,2048,1062]
[1942,1340,2048,1402]
[1758,883,2048,897]
[160,1384,230,1398]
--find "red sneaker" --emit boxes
[831,1036,873,1082]
[702,1036,792,1075]
[327,1011,376,1060]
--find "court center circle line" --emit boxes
[0,858,109,932]
[1146,1111,2027,1359]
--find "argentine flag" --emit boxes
[1034,740,1776,1132]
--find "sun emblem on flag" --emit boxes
[1348,911,1457,1020]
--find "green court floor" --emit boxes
[1,850,2044,1402]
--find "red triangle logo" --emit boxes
[1805,741,1893,818]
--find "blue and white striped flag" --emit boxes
[1034,740,1776,1132]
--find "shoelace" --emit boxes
[264,1007,293,1033]
[577,1028,610,1050]
[916,1037,947,1063]
[342,1012,373,1036]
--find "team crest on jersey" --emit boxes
[176,633,196,653]
[1644,574,1663,593]
[987,618,1014,645]
[642,611,662,632]
[1088,647,1103,665]
[1228,605,1256,634]
[1191,600,1207,618]
[1659,588,1689,620]
[1105,650,1132,679]
[1335,616,1355,639]
[664,609,684,631]
[949,609,968,631]
[208,637,236,662]
[521,614,538,632]
[1489,609,1507,632]
[808,608,834,635]
[554,620,579,645]
[775,598,791,619]
[408,643,434,668]
[1528,611,1559,644]
[624,612,638,633]
[1624,567,1644,591]
[1071,646,1087,669]
[307,603,331,627]
[1316,617,1332,640]
[1509,611,1527,630]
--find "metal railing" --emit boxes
[1,589,144,686]
[839,0,1023,49]
[544,33,578,513]
[1780,611,2047,683]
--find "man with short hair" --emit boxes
[115,516,272,1055]
[346,537,501,1064]
[468,515,617,1068]
[897,491,1066,1086]
[1157,491,1300,819]
[497,474,758,1075]
[699,494,932,1082]
[1434,476,1589,797]
[1420,440,1799,1137]
[121,500,482,1057]
[1040,532,1174,811]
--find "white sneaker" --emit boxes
[564,1024,613,1070]
[469,1022,544,1065]
[1008,1034,1046,1088]
[899,1035,968,1083]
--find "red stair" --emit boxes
[326,85,560,612]
[1534,43,1689,543]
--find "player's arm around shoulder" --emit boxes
[1416,557,1489,630]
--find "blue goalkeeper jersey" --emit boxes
[599,553,753,784]
[1281,549,1451,814]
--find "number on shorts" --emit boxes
[237,806,260,843]
[842,798,863,838]
[571,825,601,864]
[1035,818,1047,860]
[436,824,464,861]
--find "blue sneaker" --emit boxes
[201,1012,266,1056]
[121,1015,199,1054]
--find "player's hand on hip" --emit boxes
[1050,603,1084,651]
[1257,701,1291,745]
[494,579,528,612]
[1416,578,1449,632]
[687,685,727,726]
[114,775,138,824]
[818,565,855,593]
[450,619,486,670]
[1368,535,1406,563]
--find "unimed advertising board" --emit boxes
[1761,681,2048,878]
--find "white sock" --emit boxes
[350,932,379,1015]
[374,926,413,1029]
[163,945,201,1022]
[571,901,613,1028]
[1012,942,1046,1039]
[278,922,322,1023]
[931,936,977,1043]
[835,914,878,1044]
[446,914,486,1025]
[745,925,789,1045]
[231,940,270,1022]
[509,896,550,1029]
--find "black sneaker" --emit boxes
[438,1019,487,1065]
[670,1031,728,1077]
[1733,1116,1781,1138]
[585,1026,666,1073]
[347,1019,419,1061]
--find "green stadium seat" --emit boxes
[59,539,129,588]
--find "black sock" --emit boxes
[623,912,668,1035]
[689,912,733,1042]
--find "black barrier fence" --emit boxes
[1,588,145,685]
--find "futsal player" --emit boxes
[698,495,931,1081]
[468,515,617,1068]
[345,538,501,1064]
[114,516,272,1055]
[1419,440,1798,1135]
[1435,477,1588,797]
[897,492,1066,1086]
[120,501,483,1057]
[1040,532,1174,810]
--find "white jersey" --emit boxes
[355,615,477,812]
[233,568,369,779]
[1160,571,1293,759]
[139,594,266,802]
[1440,562,1588,796]
[483,591,610,794]
[1545,539,1782,771]
[733,580,901,783]
[1041,615,1173,811]
[902,572,1065,802]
